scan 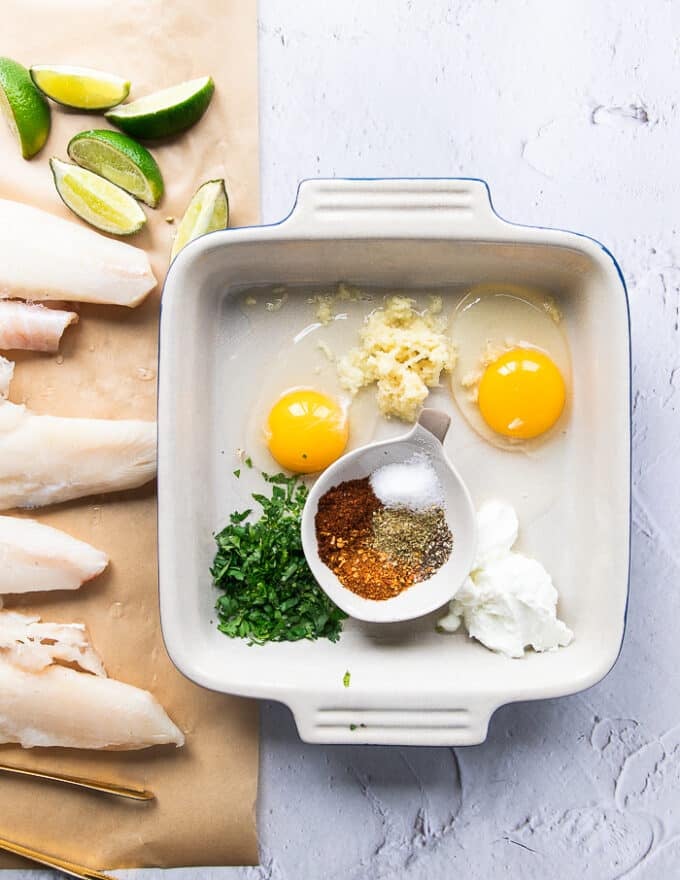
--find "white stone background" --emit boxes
[8,0,679,877]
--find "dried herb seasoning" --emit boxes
[372,506,453,575]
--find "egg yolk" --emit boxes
[266,389,349,473]
[477,348,566,440]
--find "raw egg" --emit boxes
[477,348,566,439]
[450,284,570,449]
[266,388,349,474]
[241,287,384,475]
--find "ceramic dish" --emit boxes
[158,178,630,746]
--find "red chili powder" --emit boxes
[314,477,416,600]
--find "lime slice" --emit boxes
[50,157,146,236]
[171,179,228,259]
[68,129,164,207]
[0,57,50,158]
[30,64,130,111]
[105,76,214,140]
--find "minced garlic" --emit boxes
[543,296,562,324]
[265,292,288,312]
[317,340,335,362]
[337,295,455,422]
[309,283,367,325]
[313,297,334,325]
[461,342,512,402]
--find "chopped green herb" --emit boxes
[244,456,253,468]
[211,472,347,644]
[349,723,357,731]
[233,468,241,478]
[343,670,351,688]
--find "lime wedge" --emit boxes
[50,157,146,235]
[0,57,50,158]
[171,179,228,259]
[30,64,130,111]
[105,76,214,140]
[68,130,164,207]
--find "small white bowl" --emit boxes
[301,409,478,623]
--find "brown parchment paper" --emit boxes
[0,0,260,868]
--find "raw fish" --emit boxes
[0,661,184,749]
[0,358,12,398]
[0,199,156,307]
[0,400,157,510]
[0,610,184,750]
[0,611,105,675]
[0,358,155,509]
[0,515,108,594]
[0,301,78,352]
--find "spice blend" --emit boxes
[315,478,412,600]
[372,507,453,574]
[315,475,453,601]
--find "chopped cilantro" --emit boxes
[233,469,241,478]
[211,472,347,644]
[343,670,351,688]
[244,456,253,468]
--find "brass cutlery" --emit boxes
[0,834,116,879]
[0,762,154,801]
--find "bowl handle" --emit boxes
[418,408,451,444]
[288,696,498,746]
[283,178,508,238]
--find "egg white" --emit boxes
[449,284,571,451]
[242,294,382,475]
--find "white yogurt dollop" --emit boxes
[438,500,573,658]
[370,453,444,511]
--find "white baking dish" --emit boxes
[158,178,630,746]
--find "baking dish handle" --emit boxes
[283,178,508,239]
[289,696,498,746]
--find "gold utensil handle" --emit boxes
[0,762,154,801]
[0,834,115,880]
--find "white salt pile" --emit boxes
[369,453,444,511]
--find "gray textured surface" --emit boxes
[6,0,677,877]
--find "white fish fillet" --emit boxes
[0,400,156,510]
[0,661,184,749]
[0,610,105,675]
[0,301,78,352]
[0,515,108,594]
[0,357,13,398]
[0,199,157,307]
[0,611,184,749]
